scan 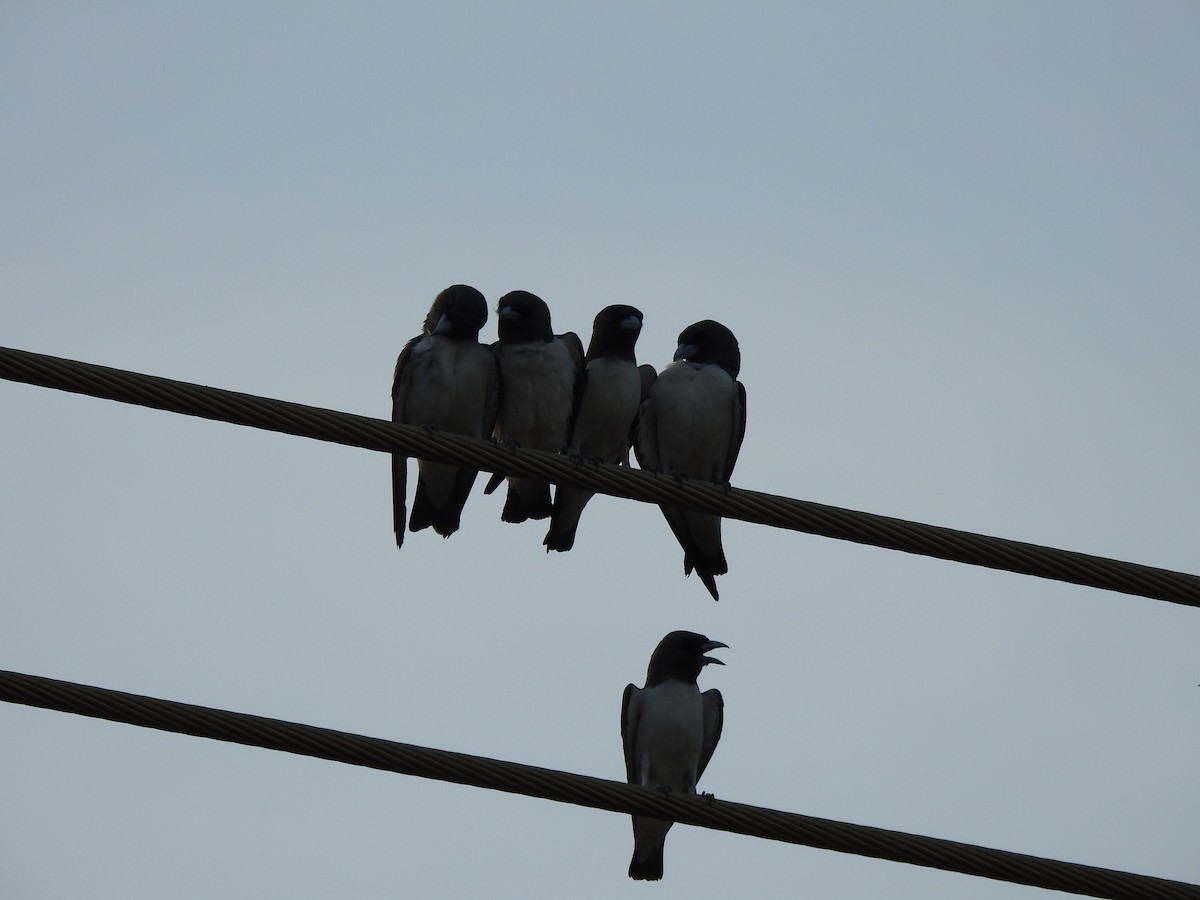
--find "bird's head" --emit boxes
[495,291,554,343]
[672,320,740,379]
[585,304,645,360]
[426,284,488,339]
[645,630,728,686]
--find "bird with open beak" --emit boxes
[620,630,727,881]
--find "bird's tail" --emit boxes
[542,485,594,552]
[409,483,457,537]
[500,478,552,523]
[629,815,671,880]
[627,844,665,881]
[661,507,727,600]
[410,466,479,538]
[392,454,408,549]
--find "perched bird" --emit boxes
[636,320,746,600]
[486,291,583,523]
[621,630,726,881]
[391,285,499,548]
[544,304,655,552]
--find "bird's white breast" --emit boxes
[571,357,641,460]
[632,681,705,791]
[495,340,576,444]
[402,337,492,435]
[646,361,737,479]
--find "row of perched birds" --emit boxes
[391,286,738,879]
[391,283,747,601]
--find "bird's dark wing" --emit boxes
[388,336,427,408]
[567,363,590,446]
[628,365,658,465]
[632,390,656,472]
[638,364,657,401]
[620,683,642,785]
[697,688,724,780]
[723,381,747,483]
[481,352,501,440]
[390,333,426,548]
[559,331,586,444]
[560,331,585,371]
[483,341,506,494]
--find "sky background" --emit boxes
[2,3,1199,898]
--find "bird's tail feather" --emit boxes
[661,506,726,600]
[690,562,721,601]
[483,471,504,495]
[410,467,480,537]
[392,455,408,549]
[542,519,576,552]
[628,845,665,881]
[629,815,671,880]
[543,486,594,552]
[501,479,552,523]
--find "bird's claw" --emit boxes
[562,447,604,470]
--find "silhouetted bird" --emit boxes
[391,285,498,547]
[621,630,726,881]
[636,320,746,599]
[544,304,654,552]
[485,291,583,523]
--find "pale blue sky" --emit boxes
[3,4,1198,898]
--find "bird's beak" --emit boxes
[673,342,699,361]
[498,305,519,321]
[699,639,728,666]
[620,315,643,331]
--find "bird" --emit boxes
[485,290,583,523]
[621,630,726,881]
[391,284,499,548]
[543,304,655,552]
[636,320,746,600]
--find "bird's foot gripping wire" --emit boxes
[487,435,521,451]
[562,447,604,469]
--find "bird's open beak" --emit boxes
[620,315,643,331]
[699,639,728,666]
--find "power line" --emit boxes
[2,344,1197,607]
[3,344,1197,894]
[2,669,1195,900]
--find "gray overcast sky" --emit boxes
[2,3,1198,898]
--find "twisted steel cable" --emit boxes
[1,345,1198,607]
[1,669,1195,900]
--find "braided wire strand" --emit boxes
[2,669,1196,900]
[2,345,1197,606]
